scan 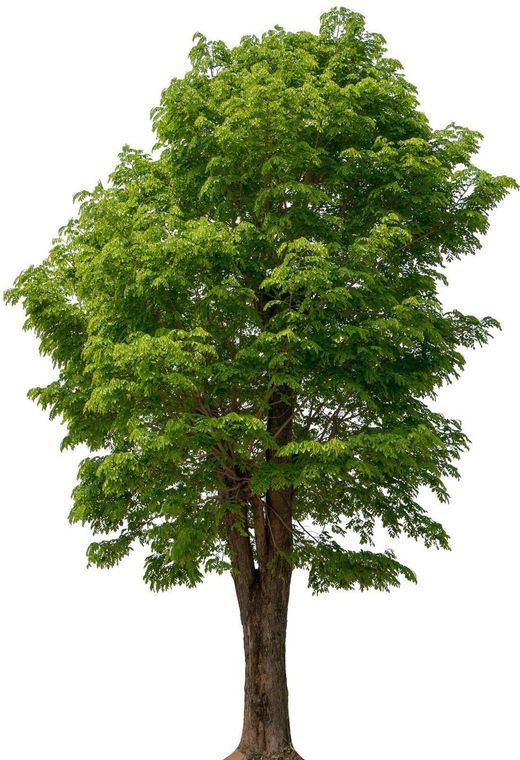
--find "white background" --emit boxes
[1,2,519,758]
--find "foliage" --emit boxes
[5,8,516,593]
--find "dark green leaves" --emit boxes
[307,543,417,594]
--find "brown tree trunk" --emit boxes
[223,387,303,759]
[235,571,302,759]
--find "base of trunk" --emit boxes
[223,749,304,760]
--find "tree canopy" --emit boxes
[6,7,516,595]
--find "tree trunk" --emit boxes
[223,387,303,759]
[236,572,302,759]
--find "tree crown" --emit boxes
[6,7,516,593]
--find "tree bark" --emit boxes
[224,387,303,759]
[237,572,300,759]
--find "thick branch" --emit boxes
[265,386,296,568]
[221,486,256,617]
[250,494,269,571]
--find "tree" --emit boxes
[5,7,516,759]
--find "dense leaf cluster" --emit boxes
[6,8,515,592]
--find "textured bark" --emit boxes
[238,574,293,756]
[224,388,303,759]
